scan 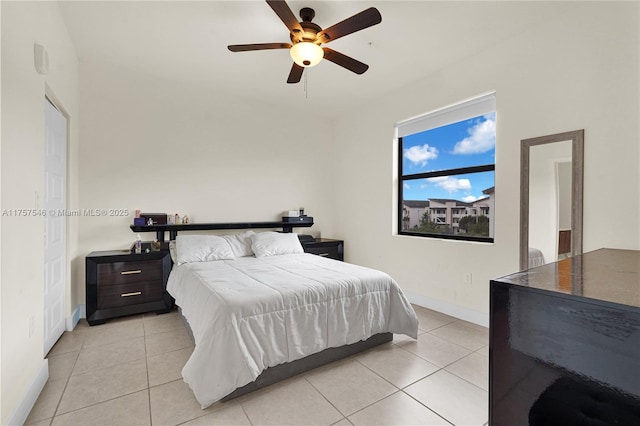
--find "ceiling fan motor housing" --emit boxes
[290,8,322,44]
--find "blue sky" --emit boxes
[402,113,495,203]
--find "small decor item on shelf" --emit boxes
[183,215,189,224]
[282,215,313,223]
[133,209,145,225]
[135,234,142,254]
[167,214,175,225]
[299,207,305,216]
[175,214,181,224]
[140,213,167,225]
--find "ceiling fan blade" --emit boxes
[317,7,382,43]
[228,43,292,52]
[322,48,369,75]
[266,0,303,34]
[287,63,304,84]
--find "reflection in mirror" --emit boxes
[528,141,571,266]
[520,130,584,271]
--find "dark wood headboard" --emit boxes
[130,218,313,242]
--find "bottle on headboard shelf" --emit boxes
[175,214,181,224]
[134,234,142,254]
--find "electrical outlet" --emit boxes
[464,272,473,286]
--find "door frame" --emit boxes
[44,87,70,355]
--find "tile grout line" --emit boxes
[47,389,150,422]
[357,337,475,389]
[393,337,469,369]
[340,388,403,421]
[400,388,456,426]
[442,352,489,392]
[45,331,86,424]
[31,318,157,424]
[301,375,350,421]
[351,350,464,420]
[426,329,488,351]
[238,401,255,426]
[391,337,490,395]
[144,328,154,426]
[47,358,74,424]
[49,326,149,422]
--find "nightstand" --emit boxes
[302,238,344,261]
[85,249,173,325]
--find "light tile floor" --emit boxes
[26,305,489,426]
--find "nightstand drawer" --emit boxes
[97,260,162,285]
[97,281,164,309]
[302,238,344,261]
[305,245,340,259]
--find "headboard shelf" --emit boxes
[130,219,314,242]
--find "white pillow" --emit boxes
[168,240,177,263]
[222,231,256,257]
[175,235,235,265]
[251,232,304,257]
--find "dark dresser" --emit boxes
[86,249,173,325]
[490,249,640,425]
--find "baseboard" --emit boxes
[7,359,49,426]
[66,304,85,331]
[405,291,489,328]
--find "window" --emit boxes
[396,93,495,242]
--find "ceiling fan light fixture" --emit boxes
[290,42,323,67]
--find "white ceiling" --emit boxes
[58,1,570,116]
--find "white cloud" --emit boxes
[404,144,438,166]
[426,176,472,193]
[462,195,478,203]
[453,116,496,154]
[403,182,410,189]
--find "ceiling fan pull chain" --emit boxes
[304,70,308,99]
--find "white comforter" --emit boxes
[167,253,418,408]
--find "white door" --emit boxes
[44,98,67,355]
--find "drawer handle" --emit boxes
[121,291,142,297]
[317,253,330,257]
[121,270,142,275]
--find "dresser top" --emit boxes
[493,248,640,308]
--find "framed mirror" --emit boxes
[520,129,584,271]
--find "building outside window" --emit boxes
[396,93,496,242]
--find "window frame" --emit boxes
[396,94,496,243]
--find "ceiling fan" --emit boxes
[227,0,382,84]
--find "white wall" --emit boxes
[332,2,639,324]
[1,2,80,424]
[77,60,336,303]
[557,162,572,232]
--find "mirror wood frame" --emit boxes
[520,129,584,271]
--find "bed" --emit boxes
[165,231,419,408]
[528,247,546,268]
